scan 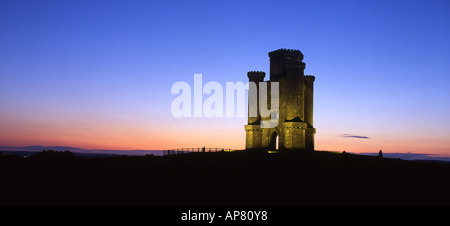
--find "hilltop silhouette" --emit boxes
[0,150,449,205]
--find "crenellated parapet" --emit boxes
[268,48,304,60]
[304,75,315,83]
[248,70,266,74]
[245,127,263,132]
[247,71,266,82]
[280,122,308,130]
[269,48,305,80]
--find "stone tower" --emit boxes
[244,48,316,151]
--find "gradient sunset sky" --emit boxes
[1,0,449,155]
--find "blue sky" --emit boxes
[0,0,449,154]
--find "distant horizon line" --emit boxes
[1,145,449,161]
[0,145,240,152]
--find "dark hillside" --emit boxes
[1,150,449,205]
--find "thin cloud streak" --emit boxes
[341,134,370,139]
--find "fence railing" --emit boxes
[163,147,236,156]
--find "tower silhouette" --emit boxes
[245,49,316,151]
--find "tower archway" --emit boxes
[269,130,279,151]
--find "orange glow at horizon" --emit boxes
[1,101,449,156]
[0,112,248,150]
[1,111,449,157]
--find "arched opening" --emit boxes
[269,131,279,151]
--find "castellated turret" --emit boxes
[245,48,316,151]
[247,71,265,126]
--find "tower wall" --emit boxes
[305,128,316,151]
[247,71,265,125]
[285,66,305,122]
[281,122,307,150]
[245,125,262,149]
[304,75,315,127]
